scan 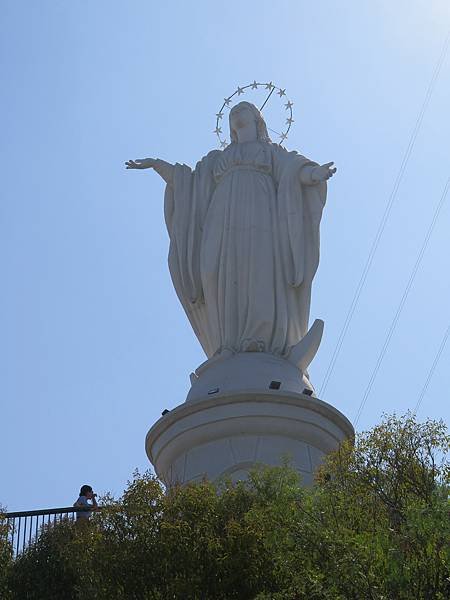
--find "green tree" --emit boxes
[5,413,450,599]
[282,413,450,599]
[0,506,13,599]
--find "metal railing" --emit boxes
[1,506,95,557]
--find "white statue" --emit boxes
[126,102,335,367]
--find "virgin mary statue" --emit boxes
[126,101,335,361]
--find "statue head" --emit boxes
[229,102,271,143]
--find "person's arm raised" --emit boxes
[125,158,174,185]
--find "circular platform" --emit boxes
[146,391,354,486]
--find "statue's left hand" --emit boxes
[312,162,337,182]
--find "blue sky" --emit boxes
[1,1,449,511]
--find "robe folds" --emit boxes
[164,140,326,359]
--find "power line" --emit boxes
[319,31,450,399]
[353,178,450,427]
[413,325,450,415]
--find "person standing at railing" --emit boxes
[73,485,98,521]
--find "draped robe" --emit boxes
[164,140,326,358]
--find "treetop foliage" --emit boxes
[1,413,449,599]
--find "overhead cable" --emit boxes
[353,178,450,427]
[319,31,450,399]
[413,325,450,415]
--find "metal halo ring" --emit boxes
[215,81,294,148]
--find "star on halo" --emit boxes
[284,100,293,109]
[277,88,286,97]
[220,140,228,148]
[236,86,245,95]
[216,112,224,119]
[280,132,288,141]
[286,117,294,125]
[214,126,222,135]
[224,97,232,106]
[251,80,258,89]
[265,81,275,90]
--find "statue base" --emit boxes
[146,387,354,487]
[186,351,316,402]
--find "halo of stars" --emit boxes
[215,81,294,149]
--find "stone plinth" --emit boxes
[146,391,354,487]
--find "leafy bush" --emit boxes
[0,507,13,599]
[4,413,450,599]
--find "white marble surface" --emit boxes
[130,102,347,485]
[146,391,354,486]
[126,102,335,373]
[187,350,315,403]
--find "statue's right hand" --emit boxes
[125,158,157,170]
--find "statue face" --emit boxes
[230,103,257,136]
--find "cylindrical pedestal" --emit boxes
[146,391,354,486]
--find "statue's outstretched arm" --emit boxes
[299,161,337,185]
[125,158,174,185]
